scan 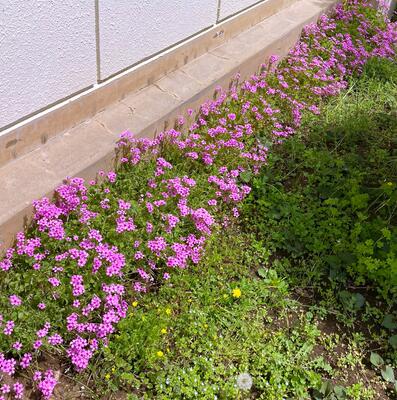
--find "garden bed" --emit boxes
[0,1,396,399]
[85,52,397,400]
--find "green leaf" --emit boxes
[240,171,253,183]
[319,380,333,396]
[389,335,397,349]
[257,268,268,278]
[333,385,347,399]
[312,390,323,400]
[351,193,369,209]
[352,293,365,309]
[120,372,135,383]
[370,352,384,367]
[381,227,391,240]
[382,314,397,330]
[381,366,395,383]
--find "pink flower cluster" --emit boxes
[0,2,395,398]
[33,370,58,399]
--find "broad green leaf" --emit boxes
[257,268,267,278]
[389,335,397,349]
[352,293,365,309]
[370,352,384,367]
[334,385,347,399]
[382,314,397,330]
[240,171,253,183]
[320,380,333,395]
[381,366,395,383]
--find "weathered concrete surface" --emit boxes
[0,0,338,252]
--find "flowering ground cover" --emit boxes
[82,56,397,399]
[0,1,396,399]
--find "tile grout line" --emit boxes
[95,0,101,82]
[216,0,222,23]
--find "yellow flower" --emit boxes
[165,308,172,315]
[232,288,242,298]
[132,301,138,307]
[105,374,111,380]
[204,324,208,328]
[161,328,167,334]
[156,351,164,357]
[111,367,115,373]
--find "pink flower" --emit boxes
[12,342,22,351]
[163,273,171,280]
[9,295,22,307]
[3,320,15,335]
[33,340,43,350]
[20,353,32,368]
[48,277,60,287]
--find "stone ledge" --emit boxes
[0,0,338,251]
